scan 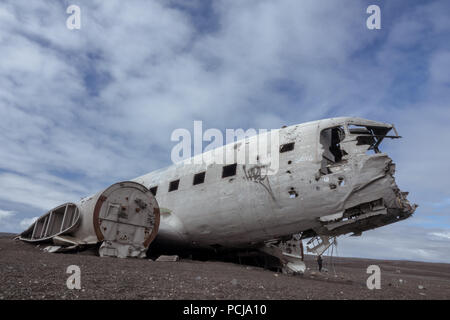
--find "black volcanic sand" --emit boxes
[0,234,449,300]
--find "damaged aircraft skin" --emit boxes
[19,182,160,258]
[18,117,417,273]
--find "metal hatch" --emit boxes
[93,182,160,258]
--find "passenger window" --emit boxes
[222,163,237,178]
[149,186,158,196]
[280,142,295,153]
[168,179,180,192]
[193,172,206,185]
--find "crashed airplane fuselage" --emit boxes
[19,117,417,273]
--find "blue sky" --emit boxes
[0,0,449,262]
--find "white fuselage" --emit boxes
[132,117,415,250]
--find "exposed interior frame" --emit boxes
[19,203,80,242]
[346,123,401,154]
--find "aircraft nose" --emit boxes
[393,190,418,219]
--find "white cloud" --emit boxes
[0,209,16,232]
[19,216,38,229]
[0,173,85,211]
[0,209,15,222]
[338,223,450,263]
[429,231,450,241]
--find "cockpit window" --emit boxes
[347,124,395,154]
[317,122,401,177]
[320,126,345,163]
[319,126,345,175]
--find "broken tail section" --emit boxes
[18,182,160,258]
[18,203,80,243]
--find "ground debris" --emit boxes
[1,236,449,300]
[156,255,179,262]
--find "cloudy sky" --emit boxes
[0,0,449,263]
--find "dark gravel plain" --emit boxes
[1,234,449,300]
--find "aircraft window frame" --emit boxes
[318,126,346,175]
[346,124,395,154]
[193,171,206,185]
[168,179,180,192]
[222,163,237,178]
[149,186,158,196]
[280,142,295,153]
